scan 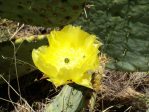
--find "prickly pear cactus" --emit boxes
[75,0,149,71]
[45,84,89,112]
[0,0,85,27]
[0,35,48,84]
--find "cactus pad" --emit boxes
[0,0,85,27]
[45,84,88,112]
[0,35,48,84]
[75,0,149,71]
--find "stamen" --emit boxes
[64,58,70,63]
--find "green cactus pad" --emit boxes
[74,0,149,71]
[45,84,89,112]
[0,0,85,27]
[0,35,48,84]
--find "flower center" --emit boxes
[64,58,70,63]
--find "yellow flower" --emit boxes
[32,25,102,88]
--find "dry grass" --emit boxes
[0,18,51,41]
[94,71,149,112]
